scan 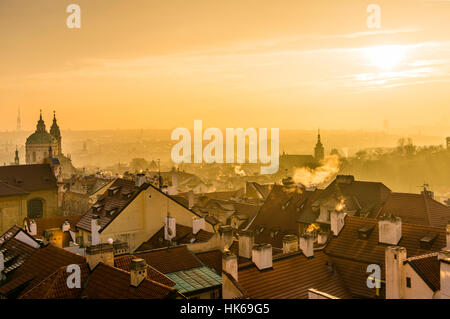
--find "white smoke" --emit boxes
[293,155,340,188]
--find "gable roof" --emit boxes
[134,246,203,274]
[377,192,450,228]
[406,253,440,292]
[248,185,322,248]
[80,263,179,299]
[0,164,57,192]
[0,245,85,297]
[324,216,446,298]
[76,178,148,232]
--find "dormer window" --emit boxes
[105,207,117,216]
[108,186,121,196]
[358,225,375,240]
[92,203,104,213]
[419,234,438,250]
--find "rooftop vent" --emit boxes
[358,225,375,240]
[419,234,438,250]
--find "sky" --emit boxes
[0,0,450,131]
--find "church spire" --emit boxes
[314,128,324,162]
[14,146,19,165]
[50,110,62,155]
[36,110,46,132]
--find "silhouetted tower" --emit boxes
[50,111,62,155]
[314,129,325,162]
[14,146,19,165]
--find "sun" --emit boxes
[364,45,405,70]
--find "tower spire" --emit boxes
[14,146,19,165]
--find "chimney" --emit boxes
[86,243,114,270]
[62,220,71,232]
[330,210,345,236]
[29,220,37,236]
[91,215,101,245]
[252,244,273,271]
[220,225,234,251]
[164,216,176,241]
[385,246,406,299]
[238,230,254,259]
[439,251,450,299]
[379,216,402,245]
[188,190,194,209]
[282,234,299,254]
[130,258,147,287]
[299,234,314,258]
[192,217,205,235]
[317,231,328,245]
[135,173,146,188]
[222,251,238,281]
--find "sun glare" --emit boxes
[365,45,406,70]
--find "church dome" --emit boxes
[26,131,57,145]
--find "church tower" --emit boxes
[14,146,19,165]
[314,129,325,162]
[50,111,62,155]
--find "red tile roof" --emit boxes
[0,164,57,192]
[0,181,29,197]
[406,253,440,292]
[134,246,203,274]
[324,216,447,298]
[377,192,450,228]
[76,179,148,232]
[81,263,178,299]
[135,224,214,252]
[0,245,85,297]
[114,255,176,287]
[195,250,223,274]
[237,251,351,299]
[249,185,322,248]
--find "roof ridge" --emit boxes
[406,252,439,262]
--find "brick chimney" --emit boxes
[299,234,314,258]
[192,217,205,235]
[238,230,254,259]
[282,234,299,254]
[86,243,114,270]
[330,210,345,236]
[220,225,234,251]
[91,215,101,245]
[164,216,176,241]
[385,246,406,299]
[222,251,238,281]
[252,244,273,271]
[130,258,147,287]
[379,216,402,245]
[439,251,450,299]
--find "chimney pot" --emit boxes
[282,234,299,254]
[222,251,238,281]
[238,230,254,259]
[91,215,101,246]
[330,210,345,236]
[130,258,147,287]
[192,217,205,235]
[378,216,402,245]
[252,244,273,271]
[299,234,314,258]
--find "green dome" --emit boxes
[26,131,57,145]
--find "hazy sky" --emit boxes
[1,0,450,131]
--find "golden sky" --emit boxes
[1,0,450,131]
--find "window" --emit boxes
[27,198,44,218]
[406,277,411,288]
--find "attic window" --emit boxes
[282,197,292,210]
[105,208,117,216]
[419,234,438,250]
[358,225,375,240]
[258,226,265,233]
[122,191,133,199]
[92,204,104,213]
